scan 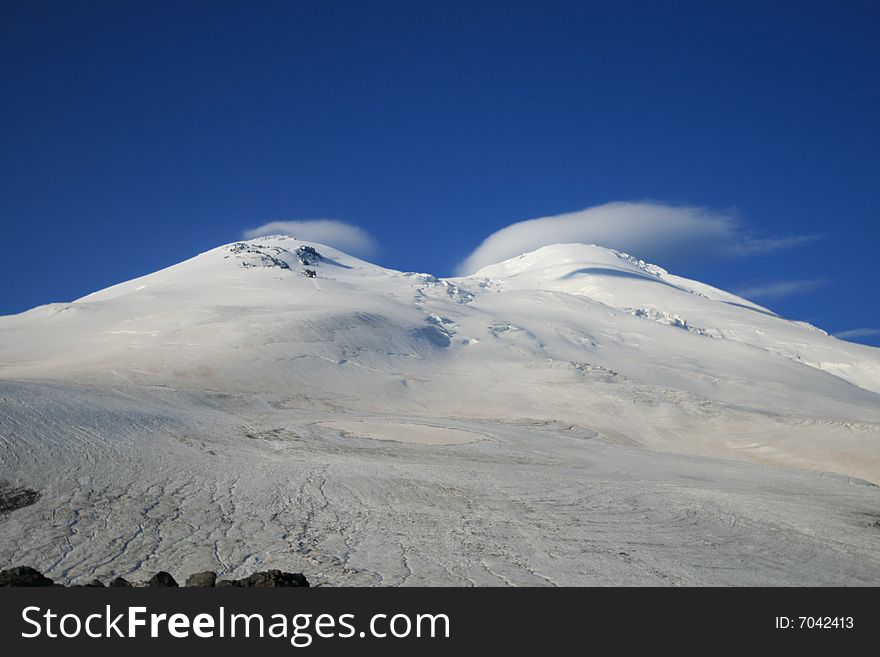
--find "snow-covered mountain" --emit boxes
[1,236,879,586]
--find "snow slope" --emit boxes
[1,236,879,585]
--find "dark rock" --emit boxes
[227,242,292,269]
[0,482,40,514]
[216,570,309,587]
[147,571,179,587]
[238,570,309,587]
[296,245,321,266]
[0,566,307,588]
[0,566,54,587]
[303,268,317,278]
[185,571,217,587]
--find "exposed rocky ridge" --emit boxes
[224,239,327,271]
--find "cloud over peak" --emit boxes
[456,202,819,275]
[243,220,378,258]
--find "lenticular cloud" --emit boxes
[456,201,814,275]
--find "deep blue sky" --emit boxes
[2,1,878,344]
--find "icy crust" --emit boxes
[611,249,668,278]
[791,320,830,336]
[625,307,722,339]
[406,272,475,305]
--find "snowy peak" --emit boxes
[2,238,879,403]
[468,243,668,281]
[1,236,879,484]
[73,235,387,306]
[463,242,769,314]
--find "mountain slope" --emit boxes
[2,236,877,477]
[1,236,879,585]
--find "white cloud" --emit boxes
[833,328,880,339]
[243,220,378,258]
[733,279,825,301]
[456,201,819,275]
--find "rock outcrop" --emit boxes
[147,571,179,587]
[217,570,310,587]
[0,566,55,587]
[185,571,217,587]
[0,566,309,588]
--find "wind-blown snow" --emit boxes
[1,236,879,585]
